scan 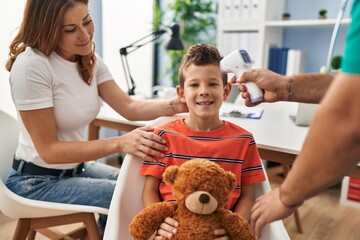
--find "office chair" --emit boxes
[0,110,108,240]
[103,114,291,240]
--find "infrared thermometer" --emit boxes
[220,49,263,104]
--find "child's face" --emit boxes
[177,64,231,119]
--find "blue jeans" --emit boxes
[5,160,119,232]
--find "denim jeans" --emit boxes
[5,160,119,232]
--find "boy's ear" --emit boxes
[223,83,232,101]
[176,85,186,103]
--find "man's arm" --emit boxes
[250,73,360,238]
[284,73,333,103]
[234,69,334,106]
[281,73,360,206]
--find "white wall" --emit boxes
[0,0,26,118]
[0,0,154,121]
[102,1,154,98]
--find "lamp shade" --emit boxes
[165,24,184,50]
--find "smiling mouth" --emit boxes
[197,101,214,105]
[77,41,90,47]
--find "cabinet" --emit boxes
[217,0,351,73]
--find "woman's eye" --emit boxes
[84,19,92,25]
[64,27,76,33]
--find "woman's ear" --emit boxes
[223,83,232,101]
[176,85,186,103]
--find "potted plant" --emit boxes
[154,0,217,86]
[282,12,291,20]
[318,9,327,19]
[331,55,342,70]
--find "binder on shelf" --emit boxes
[278,47,289,75]
[219,31,259,71]
[268,47,279,73]
[250,0,260,20]
[268,47,296,75]
[242,0,251,19]
[286,49,306,75]
[219,32,241,56]
[223,0,233,20]
[237,32,249,52]
[232,0,242,21]
[246,32,259,66]
[219,32,232,56]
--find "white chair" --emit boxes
[104,115,290,240]
[0,110,109,240]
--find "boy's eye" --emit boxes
[189,83,199,87]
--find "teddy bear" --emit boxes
[129,158,255,240]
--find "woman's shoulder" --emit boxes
[94,52,105,66]
[14,47,50,69]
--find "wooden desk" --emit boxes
[89,102,360,178]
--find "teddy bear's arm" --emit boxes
[129,202,177,240]
[221,211,255,240]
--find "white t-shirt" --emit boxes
[10,47,113,169]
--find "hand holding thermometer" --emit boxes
[220,49,263,104]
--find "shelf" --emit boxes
[265,18,351,28]
[217,0,351,72]
[218,20,262,32]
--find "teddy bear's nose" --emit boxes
[199,193,210,204]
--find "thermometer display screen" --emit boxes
[240,50,251,64]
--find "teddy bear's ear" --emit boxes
[226,172,236,191]
[162,165,179,185]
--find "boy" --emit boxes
[140,43,265,237]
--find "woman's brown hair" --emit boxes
[5,0,96,85]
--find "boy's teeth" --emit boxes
[198,102,212,105]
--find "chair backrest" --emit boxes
[0,110,19,182]
[103,114,290,240]
[0,110,109,218]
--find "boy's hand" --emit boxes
[154,217,178,239]
[214,228,229,239]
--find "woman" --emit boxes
[5,0,187,235]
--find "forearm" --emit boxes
[40,137,119,164]
[99,80,184,121]
[122,99,178,121]
[143,176,162,208]
[280,74,360,206]
[143,191,161,208]
[234,198,253,222]
[280,73,333,103]
[234,185,254,222]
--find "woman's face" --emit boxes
[56,3,94,62]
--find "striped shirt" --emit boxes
[140,119,266,209]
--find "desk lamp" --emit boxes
[119,24,184,95]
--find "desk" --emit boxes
[89,102,360,178]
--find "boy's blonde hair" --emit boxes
[178,43,228,88]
